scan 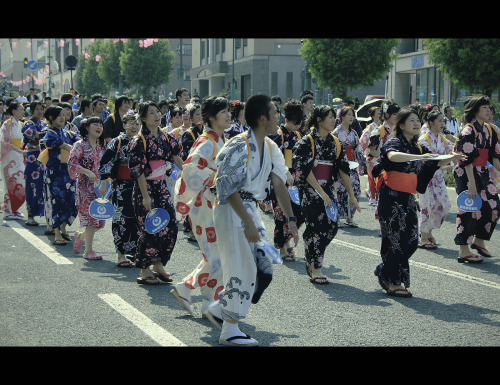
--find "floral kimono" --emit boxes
[1,117,26,215]
[417,130,455,234]
[99,133,140,257]
[68,139,106,228]
[43,126,80,229]
[454,120,500,245]
[174,128,225,303]
[372,134,439,288]
[332,125,364,221]
[21,117,46,219]
[223,120,247,140]
[269,126,305,251]
[292,128,350,270]
[359,122,379,201]
[214,128,287,321]
[128,126,180,269]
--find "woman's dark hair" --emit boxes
[392,107,420,145]
[79,116,105,146]
[138,101,160,124]
[304,105,336,132]
[7,101,21,115]
[464,94,490,123]
[380,100,400,122]
[231,100,245,121]
[189,103,201,119]
[283,99,303,125]
[29,101,43,115]
[202,96,229,127]
[114,95,129,112]
[426,109,443,124]
[170,106,183,118]
[244,94,271,128]
[339,105,355,121]
[44,105,63,124]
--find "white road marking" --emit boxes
[332,238,500,290]
[5,220,73,265]
[98,293,187,347]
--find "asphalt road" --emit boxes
[1,175,499,347]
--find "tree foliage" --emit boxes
[423,38,500,97]
[119,39,175,98]
[74,39,106,96]
[299,38,400,98]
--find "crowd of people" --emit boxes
[1,86,499,346]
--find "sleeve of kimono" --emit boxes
[489,127,500,161]
[335,142,351,176]
[455,124,479,166]
[367,128,381,148]
[269,139,288,184]
[181,130,195,160]
[43,128,63,149]
[68,140,84,180]
[168,133,181,158]
[128,135,148,179]
[417,135,431,152]
[291,136,314,185]
[175,136,216,210]
[215,136,250,204]
[359,126,371,151]
[0,120,15,153]
[22,121,37,143]
[98,137,120,180]
[353,132,365,168]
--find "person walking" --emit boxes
[453,95,500,263]
[68,117,107,260]
[293,105,361,285]
[372,107,465,297]
[213,94,298,346]
[128,101,183,285]
[98,112,141,267]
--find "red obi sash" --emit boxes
[116,162,131,180]
[376,170,417,194]
[472,148,489,167]
[345,145,355,161]
[146,160,167,180]
[312,162,333,181]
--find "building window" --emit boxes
[286,72,293,99]
[271,72,278,96]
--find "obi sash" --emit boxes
[472,148,489,167]
[116,162,131,180]
[284,149,293,168]
[10,138,22,148]
[146,160,167,180]
[312,161,333,181]
[345,145,355,161]
[376,170,417,194]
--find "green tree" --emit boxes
[424,38,500,98]
[119,39,175,100]
[299,38,400,99]
[74,39,108,96]
[96,39,125,92]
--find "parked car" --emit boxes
[364,95,385,104]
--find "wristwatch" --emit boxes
[285,216,297,223]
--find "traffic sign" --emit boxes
[28,60,37,70]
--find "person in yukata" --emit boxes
[98,112,141,267]
[453,94,500,263]
[171,96,229,325]
[68,117,106,260]
[128,101,183,285]
[213,94,298,346]
[372,107,466,297]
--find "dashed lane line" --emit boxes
[5,220,73,265]
[332,238,500,290]
[98,293,187,347]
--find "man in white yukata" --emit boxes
[211,94,299,346]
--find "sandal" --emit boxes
[25,220,39,226]
[471,243,492,257]
[344,222,359,228]
[170,287,193,314]
[310,276,329,285]
[73,231,84,254]
[52,239,67,245]
[61,233,71,241]
[305,262,312,278]
[287,247,295,258]
[281,254,296,262]
[387,287,412,298]
[117,260,134,268]
[137,276,160,285]
[83,251,102,260]
[44,229,55,235]
[153,271,173,283]
[418,242,437,250]
[457,254,483,264]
